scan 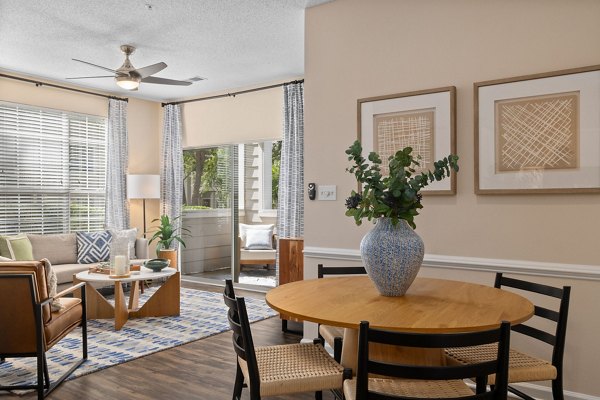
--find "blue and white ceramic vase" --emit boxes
[360,218,424,296]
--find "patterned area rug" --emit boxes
[0,287,276,393]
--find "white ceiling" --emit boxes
[0,0,330,102]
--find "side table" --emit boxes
[278,237,304,332]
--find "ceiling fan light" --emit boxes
[116,75,140,90]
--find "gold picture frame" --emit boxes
[475,65,600,194]
[357,86,457,195]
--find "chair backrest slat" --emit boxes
[223,279,261,398]
[494,273,570,374]
[368,360,499,381]
[368,327,503,349]
[534,305,559,322]
[512,324,555,346]
[317,263,366,278]
[231,335,246,358]
[496,275,563,298]
[356,320,511,400]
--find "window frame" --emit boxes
[0,101,108,235]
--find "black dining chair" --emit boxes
[343,320,511,399]
[445,273,571,400]
[317,263,367,363]
[223,279,351,400]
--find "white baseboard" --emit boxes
[465,382,599,400]
[509,382,599,400]
[303,246,600,281]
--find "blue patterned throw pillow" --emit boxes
[76,231,112,264]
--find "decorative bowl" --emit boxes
[143,258,171,272]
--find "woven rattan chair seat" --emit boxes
[445,343,557,384]
[319,324,345,347]
[343,377,474,399]
[238,342,345,397]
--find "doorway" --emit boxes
[180,141,280,289]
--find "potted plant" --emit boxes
[148,215,190,270]
[345,140,459,296]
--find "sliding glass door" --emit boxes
[181,141,279,288]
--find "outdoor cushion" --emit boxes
[239,223,274,248]
[76,231,112,264]
[245,229,273,250]
[28,233,77,265]
[240,249,276,261]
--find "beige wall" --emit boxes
[0,75,162,238]
[305,0,600,397]
[305,0,600,264]
[181,85,284,148]
[126,98,162,239]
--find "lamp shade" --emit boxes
[127,175,160,199]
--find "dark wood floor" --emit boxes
[7,282,338,400]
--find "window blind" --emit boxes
[0,102,107,235]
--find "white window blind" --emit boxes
[0,102,107,234]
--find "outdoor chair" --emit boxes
[317,263,367,362]
[344,320,511,400]
[223,279,351,400]
[238,223,277,269]
[445,273,571,400]
[0,261,87,400]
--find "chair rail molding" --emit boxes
[303,246,600,281]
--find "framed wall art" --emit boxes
[475,65,600,194]
[357,86,456,195]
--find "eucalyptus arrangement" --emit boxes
[148,214,190,255]
[345,140,459,229]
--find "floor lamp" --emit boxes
[127,175,160,238]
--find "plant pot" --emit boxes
[360,218,424,296]
[158,249,178,270]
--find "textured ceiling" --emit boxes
[0,0,330,101]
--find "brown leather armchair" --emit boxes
[0,261,87,400]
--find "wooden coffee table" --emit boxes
[73,267,180,330]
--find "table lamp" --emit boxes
[127,174,160,237]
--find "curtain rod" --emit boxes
[162,79,304,107]
[0,73,128,102]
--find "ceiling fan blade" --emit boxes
[66,75,115,79]
[134,62,167,78]
[72,58,119,74]
[141,76,192,86]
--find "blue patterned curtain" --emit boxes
[277,82,304,239]
[104,98,129,230]
[160,104,184,248]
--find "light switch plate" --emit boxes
[318,185,337,201]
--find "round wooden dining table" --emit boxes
[266,276,534,371]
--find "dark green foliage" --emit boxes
[345,140,459,229]
[148,215,191,253]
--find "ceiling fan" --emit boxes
[67,45,192,90]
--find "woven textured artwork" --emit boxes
[0,287,276,392]
[495,92,579,172]
[373,108,435,176]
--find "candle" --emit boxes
[114,255,126,275]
